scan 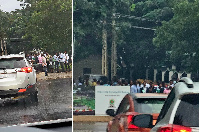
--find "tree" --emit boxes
[153,0,199,73]
[115,0,174,80]
[0,10,10,55]
[1,0,72,54]
[73,0,133,62]
[25,0,72,53]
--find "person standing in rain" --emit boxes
[59,52,65,72]
[53,53,59,73]
[38,53,43,72]
[130,80,137,93]
[64,51,70,72]
[41,54,48,76]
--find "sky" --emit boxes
[0,0,24,12]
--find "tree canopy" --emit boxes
[74,0,198,79]
[0,0,72,54]
[153,0,199,73]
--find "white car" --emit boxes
[0,53,37,99]
[131,77,199,132]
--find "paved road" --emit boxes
[73,122,108,132]
[0,78,72,129]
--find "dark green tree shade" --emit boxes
[0,0,72,55]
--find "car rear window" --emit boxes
[0,57,27,69]
[134,98,165,114]
[173,94,199,127]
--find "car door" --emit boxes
[110,96,130,132]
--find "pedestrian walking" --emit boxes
[49,55,54,73]
[41,54,48,76]
[46,53,50,72]
[53,53,59,73]
[164,86,171,94]
[64,51,70,72]
[136,81,142,93]
[130,81,137,93]
[59,52,65,72]
[38,54,43,72]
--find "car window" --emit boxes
[0,57,26,69]
[156,88,175,123]
[173,94,199,127]
[116,97,130,115]
[134,98,165,114]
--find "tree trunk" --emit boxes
[4,39,7,55]
[102,20,108,77]
[111,16,117,79]
[1,39,4,55]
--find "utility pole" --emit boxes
[1,39,4,55]
[4,39,7,55]
[102,20,108,77]
[111,14,117,79]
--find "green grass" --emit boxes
[73,98,95,110]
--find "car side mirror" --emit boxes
[106,109,115,117]
[132,114,153,128]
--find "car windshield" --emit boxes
[134,98,165,114]
[0,57,27,69]
[173,94,199,127]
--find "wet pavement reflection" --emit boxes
[73,122,108,132]
[0,78,72,127]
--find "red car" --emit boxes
[106,93,168,132]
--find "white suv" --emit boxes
[131,77,199,132]
[0,53,37,99]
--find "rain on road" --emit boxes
[0,78,72,127]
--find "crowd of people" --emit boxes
[26,51,72,76]
[75,77,179,94]
[129,79,176,94]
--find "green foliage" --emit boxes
[74,0,198,79]
[130,4,136,11]
[73,0,133,61]
[153,0,199,72]
[25,0,72,53]
[0,11,10,39]
[0,0,72,54]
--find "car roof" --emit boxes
[0,54,25,59]
[130,93,168,99]
[174,81,199,97]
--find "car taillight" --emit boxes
[20,67,32,73]
[157,124,192,132]
[127,115,138,129]
[18,89,26,92]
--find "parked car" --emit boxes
[83,74,108,84]
[0,53,37,99]
[132,77,199,132]
[106,93,168,132]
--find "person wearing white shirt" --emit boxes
[53,53,59,72]
[59,52,65,72]
[64,51,70,72]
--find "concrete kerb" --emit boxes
[73,115,113,122]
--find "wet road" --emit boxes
[0,78,72,127]
[73,122,108,132]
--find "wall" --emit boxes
[73,55,102,81]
